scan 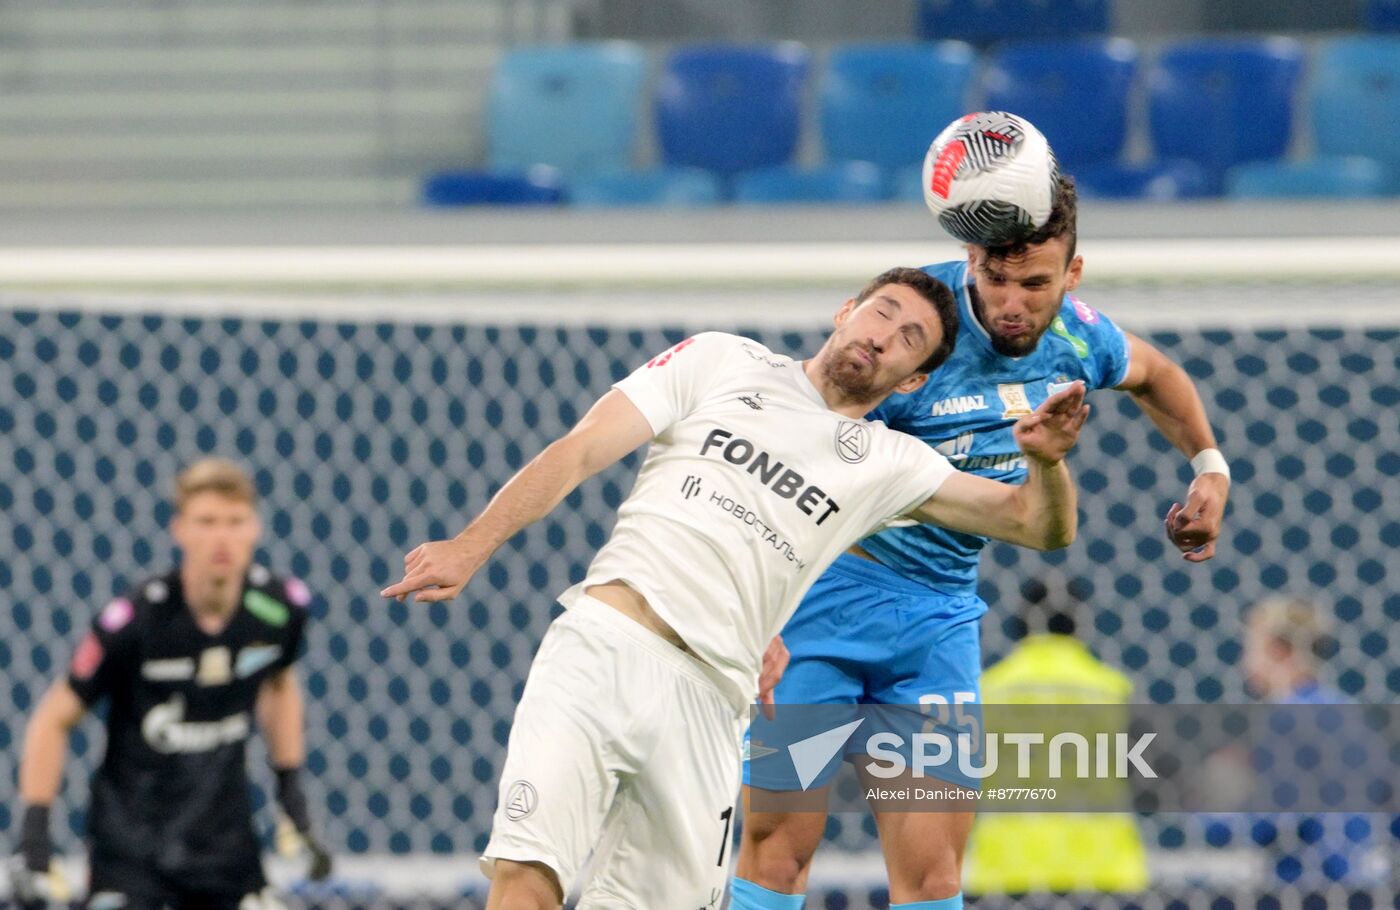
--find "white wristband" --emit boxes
[1190,448,1230,480]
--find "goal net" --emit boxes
[0,238,1395,908]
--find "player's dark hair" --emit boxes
[174,458,257,511]
[854,266,958,374]
[983,173,1078,266]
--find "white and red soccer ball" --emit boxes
[922,111,1060,247]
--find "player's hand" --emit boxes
[1013,381,1090,465]
[302,831,334,881]
[758,635,790,721]
[6,855,70,910]
[1165,471,1229,562]
[274,813,334,882]
[380,539,482,603]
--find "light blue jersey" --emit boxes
[862,259,1131,602]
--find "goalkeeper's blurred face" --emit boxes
[171,491,261,587]
[967,236,1084,358]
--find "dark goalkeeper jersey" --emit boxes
[66,566,309,890]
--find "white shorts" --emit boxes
[481,594,746,909]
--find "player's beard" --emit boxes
[987,326,1044,357]
[821,341,882,401]
[973,294,1050,357]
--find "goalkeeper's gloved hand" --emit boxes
[273,767,333,881]
[9,805,70,909]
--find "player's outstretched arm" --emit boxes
[1117,333,1230,562]
[382,389,656,603]
[909,382,1088,550]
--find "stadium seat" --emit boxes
[420,169,565,206]
[820,42,976,180]
[892,162,926,204]
[1227,157,1388,198]
[1075,160,1211,200]
[654,43,811,179]
[1211,37,1400,199]
[1309,37,1400,191]
[984,38,1139,171]
[1147,38,1305,194]
[1366,0,1400,30]
[570,168,723,207]
[732,162,885,204]
[486,42,647,177]
[915,0,1110,44]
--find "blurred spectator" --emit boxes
[1200,596,1388,888]
[1242,595,1339,704]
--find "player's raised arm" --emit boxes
[909,381,1088,550]
[382,388,656,603]
[1115,332,1230,562]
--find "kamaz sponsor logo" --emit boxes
[699,428,840,525]
[930,394,986,417]
[141,695,249,753]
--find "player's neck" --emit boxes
[800,358,883,418]
[182,569,241,632]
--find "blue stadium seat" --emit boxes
[984,38,1139,171]
[1147,38,1305,194]
[420,169,565,206]
[1075,160,1211,200]
[1309,37,1400,190]
[1227,157,1388,198]
[732,162,885,204]
[915,0,1109,44]
[820,42,976,178]
[570,168,723,207]
[486,42,646,177]
[1366,0,1400,30]
[654,43,810,179]
[892,162,926,203]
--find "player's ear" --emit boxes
[965,244,979,270]
[894,371,929,395]
[833,297,857,327]
[1065,254,1084,292]
[169,512,186,547]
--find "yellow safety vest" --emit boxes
[964,634,1149,894]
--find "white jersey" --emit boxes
[558,332,956,705]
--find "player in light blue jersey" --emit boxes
[731,176,1231,910]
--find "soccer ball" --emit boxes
[922,111,1060,247]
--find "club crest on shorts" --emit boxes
[504,781,538,820]
[835,421,870,464]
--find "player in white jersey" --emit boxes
[382,267,1090,910]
